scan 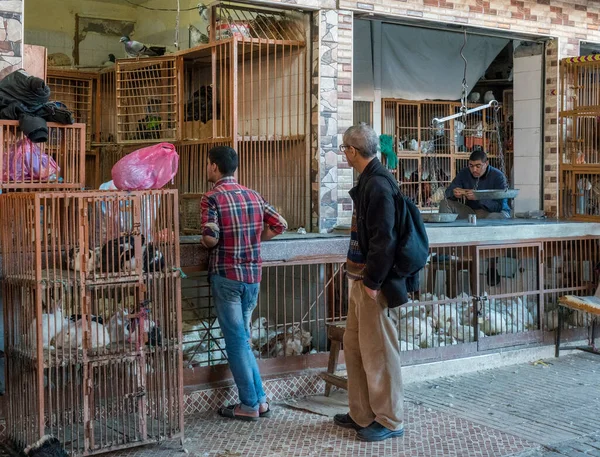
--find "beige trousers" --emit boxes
[343,279,404,431]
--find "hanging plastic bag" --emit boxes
[2,138,59,182]
[111,142,179,191]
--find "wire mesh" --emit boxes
[0,121,85,191]
[116,57,179,144]
[0,190,183,455]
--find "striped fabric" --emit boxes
[346,210,366,281]
[201,177,287,284]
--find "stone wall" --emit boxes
[0,0,22,79]
[318,9,354,231]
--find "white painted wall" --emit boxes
[513,53,543,213]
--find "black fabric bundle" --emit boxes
[0,69,75,143]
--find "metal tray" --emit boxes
[472,189,520,200]
[421,213,459,223]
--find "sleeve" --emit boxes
[482,170,508,212]
[263,200,288,235]
[445,170,464,200]
[200,194,220,241]
[362,184,398,291]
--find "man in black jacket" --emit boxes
[333,123,405,442]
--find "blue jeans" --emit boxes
[210,274,266,412]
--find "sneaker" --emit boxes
[357,422,405,442]
[333,413,364,431]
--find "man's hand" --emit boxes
[201,235,218,249]
[364,284,379,300]
[465,190,476,201]
[453,187,465,198]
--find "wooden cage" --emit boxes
[0,121,86,191]
[174,4,310,229]
[96,67,117,144]
[47,70,97,150]
[0,189,183,455]
[559,55,600,220]
[116,57,179,144]
[382,100,506,209]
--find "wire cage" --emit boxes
[383,99,506,209]
[116,57,179,144]
[47,70,97,150]
[0,121,86,191]
[560,166,600,220]
[0,189,183,456]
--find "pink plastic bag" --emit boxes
[111,143,179,191]
[2,139,60,182]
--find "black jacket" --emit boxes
[0,69,74,143]
[349,158,422,307]
[349,158,398,290]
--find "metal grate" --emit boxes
[116,57,179,144]
[0,190,183,455]
[0,121,85,191]
[181,261,346,368]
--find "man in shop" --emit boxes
[440,149,511,219]
[200,145,288,421]
[335,123,405,442]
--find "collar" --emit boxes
[358,158,380,184]
[214,176,237,187]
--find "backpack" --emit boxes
[381,173,429,277]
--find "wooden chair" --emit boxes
[319,321,348,396]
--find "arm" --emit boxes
[363,182,397,292]
[478,170,507,212]
[200,194,220,249]
[262,201,288,241]
[445,170,465,200]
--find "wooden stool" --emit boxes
[319,321,347,396]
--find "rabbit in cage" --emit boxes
[101,235,165,273]
[23,435,68,457]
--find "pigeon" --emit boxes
[189,24,209,47]
[103,53,116,66]
[198,3,209,21]
[120,36,166,58]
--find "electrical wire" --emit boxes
[124,0,198,12]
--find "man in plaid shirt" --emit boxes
[200,146,287,421]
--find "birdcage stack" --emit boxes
[559,55,600,221]
[0,121,184,454]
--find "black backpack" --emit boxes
[382,173,429,277]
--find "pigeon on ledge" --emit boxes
[120,36,166,58]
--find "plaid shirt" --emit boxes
[200,177,288,284]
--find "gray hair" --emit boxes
[343,123,379,158]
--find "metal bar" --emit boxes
[432,100,498,125]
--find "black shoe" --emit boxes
[357,422,405,442]
[333,413,364,431]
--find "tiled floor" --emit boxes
[101,402,536,457]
